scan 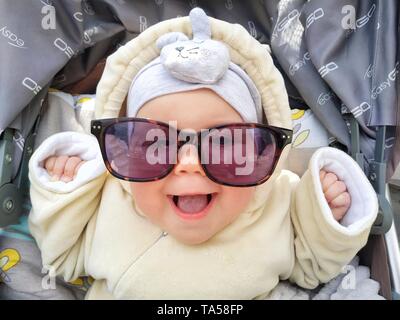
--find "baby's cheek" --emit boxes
[218,187,255,222]
[130,182,166,218]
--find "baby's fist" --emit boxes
[319,170,351,222]
[44,155,85,183]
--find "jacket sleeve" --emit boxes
[288,147,378,289]
[28,131,108,282]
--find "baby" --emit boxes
[28,8,378,299]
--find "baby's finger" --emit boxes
[321,172,338,192]
[324,181,347,203]
[331,206,347,222]
[72,160,86,179]
[44,156,57,174]
[330,192,351,209]
[51,156,69,181]
[62,157,83,182]
[319,169,327,181]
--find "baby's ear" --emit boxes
[156,32,189,50]
[119,97,127,117]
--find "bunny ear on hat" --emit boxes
[190,7,211,41]
[157,8,212,47]
[156,32,189,49]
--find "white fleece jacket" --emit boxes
[28,131,378,299]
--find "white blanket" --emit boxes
[268,257,384,300]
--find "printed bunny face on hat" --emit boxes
[156,8,230,84]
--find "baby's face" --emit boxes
[130,88,256,245]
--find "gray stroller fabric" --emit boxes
[1,0,397,297]
[268,0,399,179]
[0,0,398,182]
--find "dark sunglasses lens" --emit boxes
[104,121,175,180]
[201,126,277,186]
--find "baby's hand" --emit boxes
[319,170,351,222]
[44,156,85,182]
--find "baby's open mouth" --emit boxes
[167,193,217,219]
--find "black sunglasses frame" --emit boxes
[91,117,292,187]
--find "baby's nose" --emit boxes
[175,46,184,52]
[173,144,206,177]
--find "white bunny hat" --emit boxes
[127,8,262,123]
[94,7,292,129]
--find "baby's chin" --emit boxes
[169,230,217,246]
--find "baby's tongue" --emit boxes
[177,195,208,213]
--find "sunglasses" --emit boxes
[91,118,292,187]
